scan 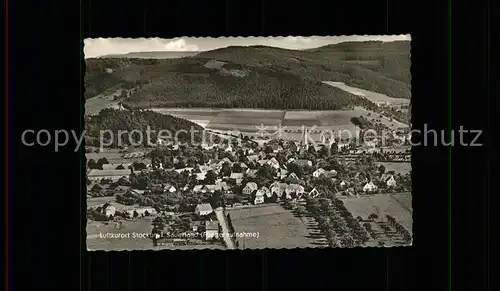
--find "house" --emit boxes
[240,163,248,170]
[205,221,219,240]
[294,159,313,167]
[339,180,348,188]
[245,169,258,178]
[285,184,305,199]
[224,144,233,152]
[195,172,207,181]
[308,188,320,198]
[260,186,271,198]
[270,182,288,197]
[164,184,177,193]
[257,159,268,166]
[230,173,244,185]
[267,157,280,169]
[278,168,289,179]
[313,168,326,178]
[195,203,214,216]
[174,167,194,174]
[247,155,259,162]
[104,205,116,217]
[287,158,296,164]
[242,182,258,195]
[386,175,397,187]
[190,221,203,232]
[324,170,338,178]
[193,185,204,193]
[216,181,232,192]
[253,190,265,205]
[363,181,378,193]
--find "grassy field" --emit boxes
[85,149,151,165]
[340,193,413,232]
[87,197,116,208]
[152,108,365,141]
[378,162,412,174]
[228,204,317,249]
[323,81,411,106]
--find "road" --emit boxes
[214,208,236,250]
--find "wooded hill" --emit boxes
[85,41,410,110]
[85,108,214,147]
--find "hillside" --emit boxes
[99,51,200,59]
[85,108,211,148]
[85,41,410,110]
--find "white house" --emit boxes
[363,181,378,193]
[270,182,287,198]
[205,221,219,240]
[230,172,244,185]
[224,144,233,152]
[193,185,204,193]
[260,186,271,198]
[164,184,177,193]
[308,188,320,198]
[267,157,280,169]
[386,175,397,187]
[242,182,258,195]
[285,184,305,199]
[195,203,214,216]
[313,168,326,178]
[254,191,265,205]
[104,205,116,217]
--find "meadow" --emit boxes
[228,204,317,249]
[340,193,413,232]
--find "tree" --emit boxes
[287,163,304,178]
[116,164,125,170]
[221,162,232,177]
[97,157,109,165]
[368,213,378,221]
[132,161,147,171]
[133,211,139,218]
[204,170,217,184]
[378,164,386,174]
[90,184,102,193]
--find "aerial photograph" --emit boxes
[84,35,412,250]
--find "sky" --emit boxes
[84,35,411,59]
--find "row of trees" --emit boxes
[305,197,369,248]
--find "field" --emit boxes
[378,162,412,174]
[86,218,155,250]
[152,108,369,141]
[85,149,151,165]
[87,196,116,208]
[228,204,317,249]
[323,81,411,106]
[340,193,413,232]
[85,95,120,115]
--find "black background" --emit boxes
[6,0,494,290]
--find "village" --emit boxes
[86,129,412,250]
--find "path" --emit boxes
[215,208,236,250]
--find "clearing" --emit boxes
[228,204,318,249]
[339,193,413,232]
